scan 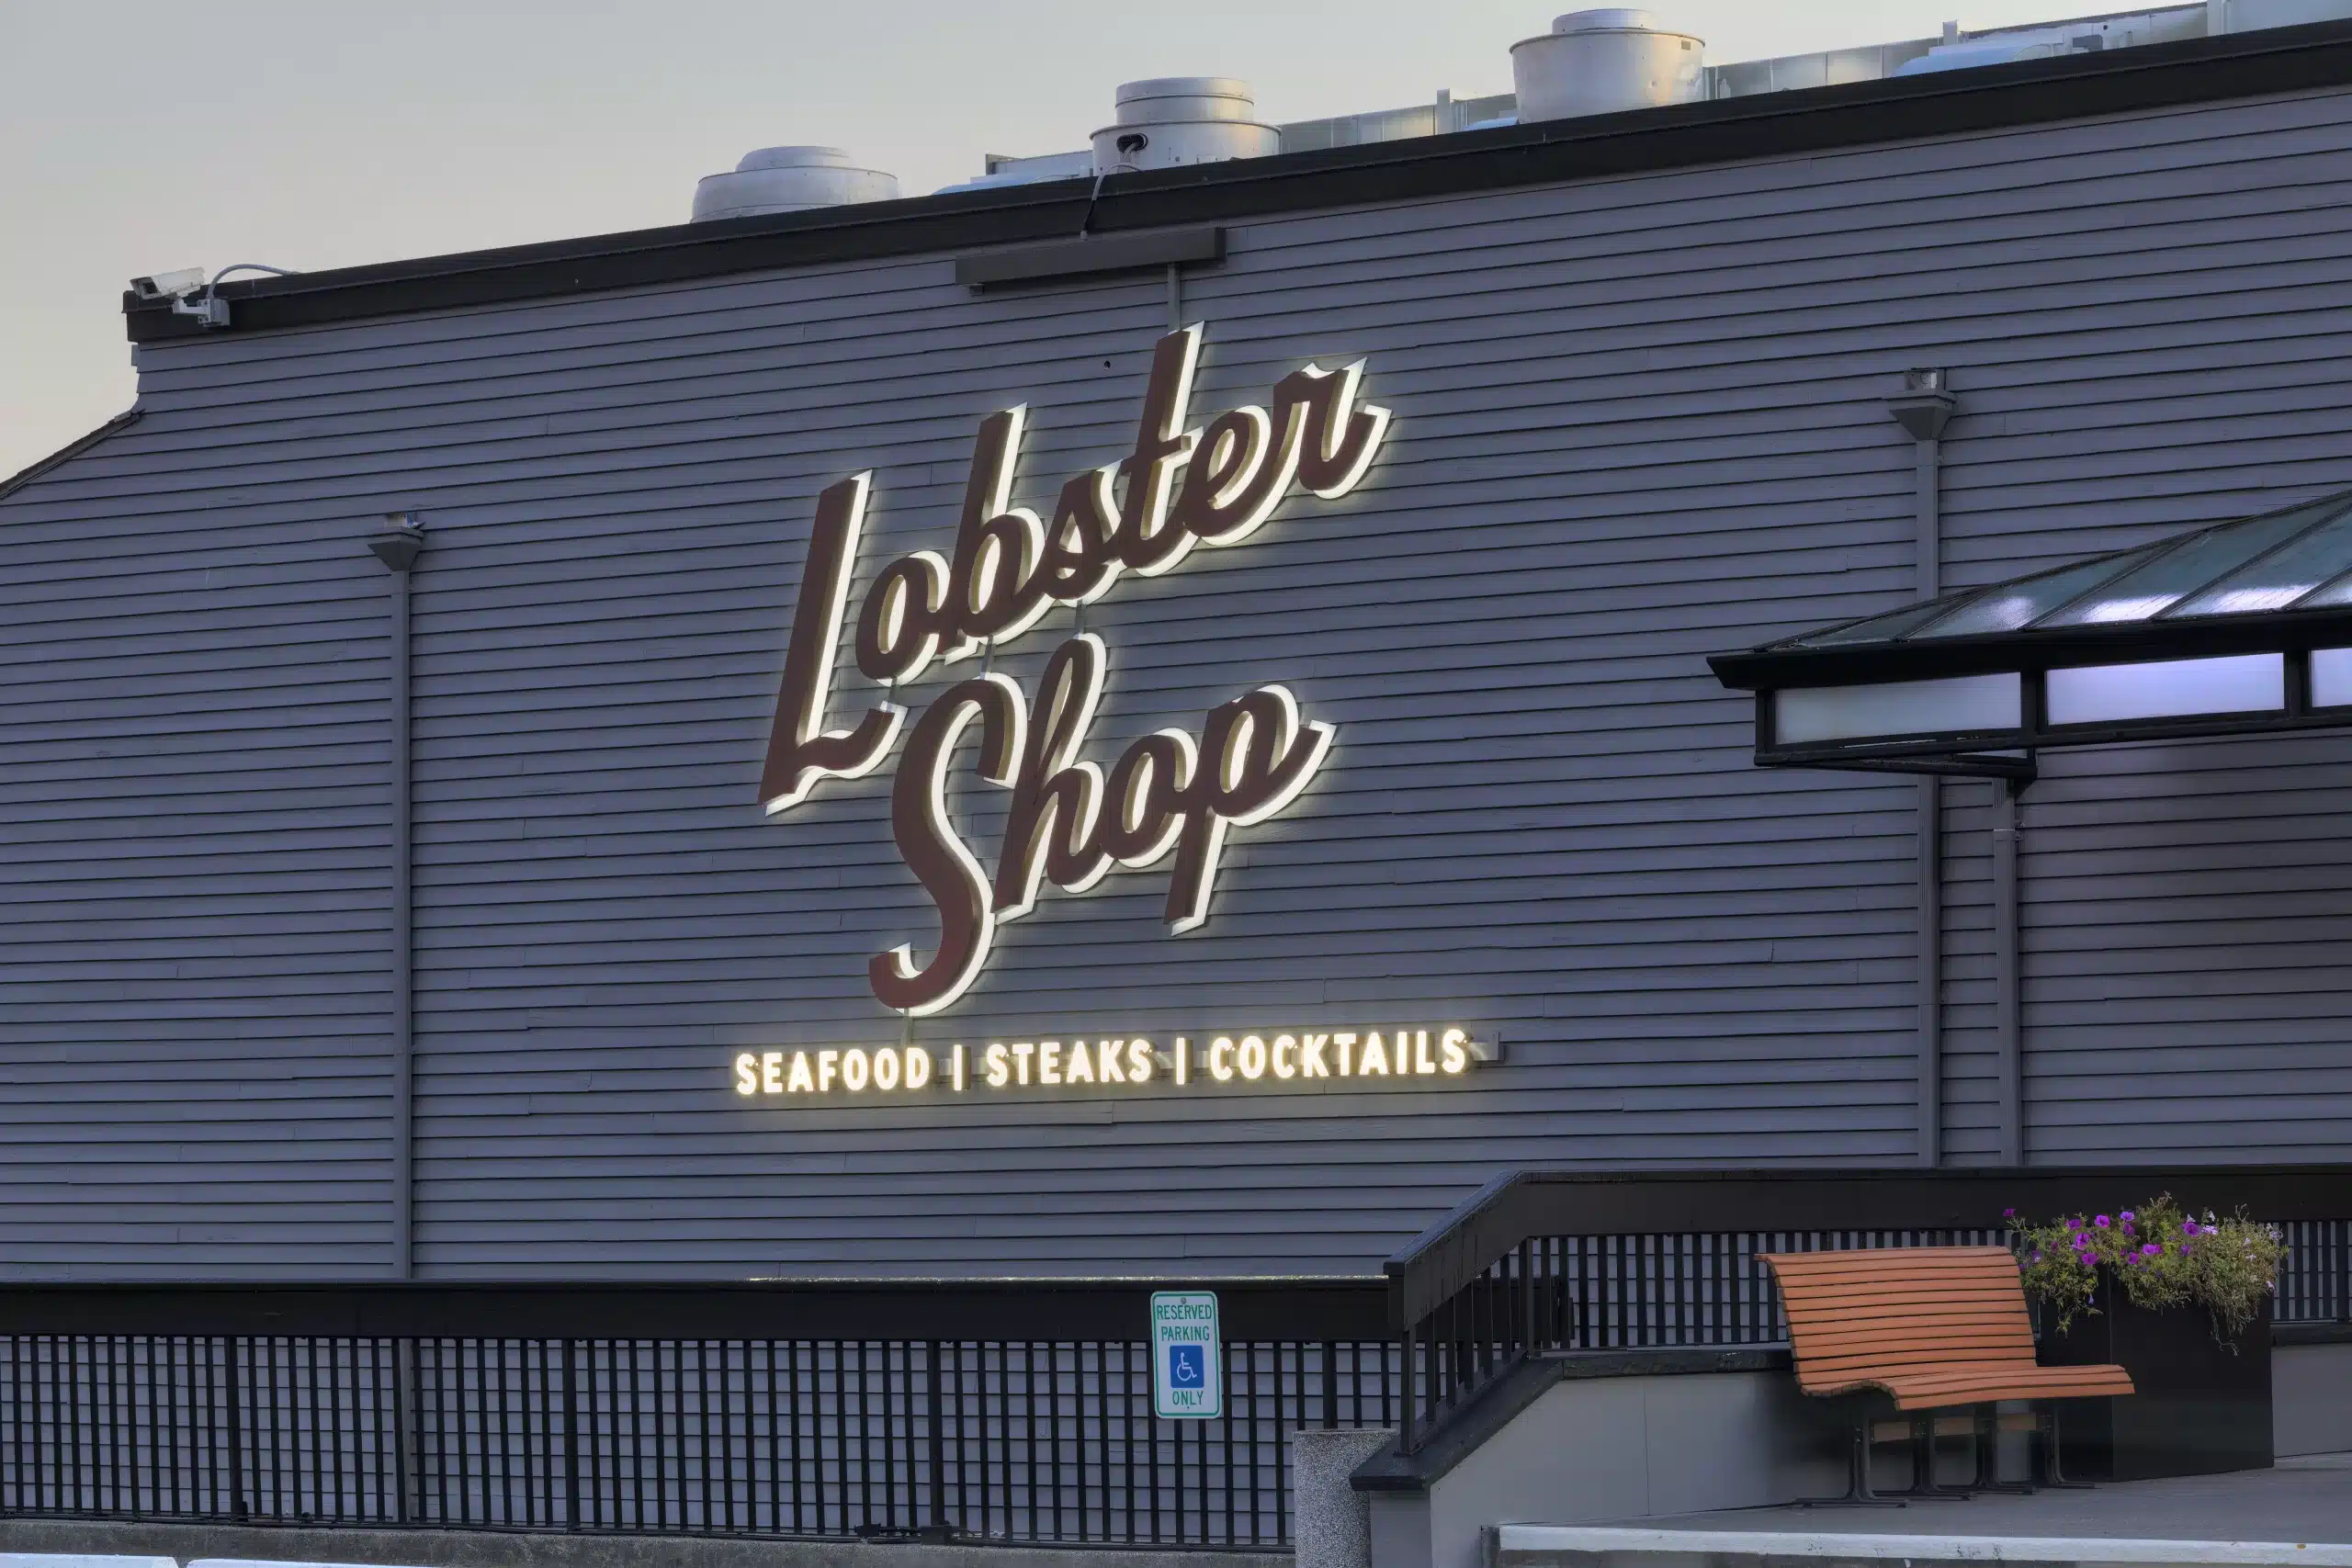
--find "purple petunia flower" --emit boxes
[2184,1220,2200,1235]
[2065,1218,2082,1232]
[2096,1215,2111,1228]
[2121,1211,2136,1223]
[2031,1251,2043,1262]
[2141,1244,2161,1257]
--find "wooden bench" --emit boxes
[1762,1245,2134,1500]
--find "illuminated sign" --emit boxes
[731,1027,1498,1100]
[759,325,1390,1015]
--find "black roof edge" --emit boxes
[121,17,2352,344]
[0,408,142,504]
[1709,603,2352,690]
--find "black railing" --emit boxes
[1382,1167,2352,1454]
[0,1280,1394,1549]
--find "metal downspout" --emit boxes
[368,515,425,1276]
[1994,787,2024,1166]
[1888,376,1956,1167]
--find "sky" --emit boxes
[3,0,2088,479]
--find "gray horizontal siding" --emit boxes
[6,84,2352,1276]
[0,423,395,1276]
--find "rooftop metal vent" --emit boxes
[1091,78,1281,176]
[1510,9,1705,123]
[690,146,900,223]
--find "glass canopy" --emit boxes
[1709,487,2352,780]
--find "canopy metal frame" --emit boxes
[1711,486,2352,785]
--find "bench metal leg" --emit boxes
[1969,1404,2036,1495]
[1883,1412,1972,1501]
[2033,1404,2094,1490]
[1796,1412,1907,1508]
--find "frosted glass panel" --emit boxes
[1776,673,2022,744]
[2044,654,2282,727]
[2312,648,2352,708]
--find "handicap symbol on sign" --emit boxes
[1169,1344,1204,1389]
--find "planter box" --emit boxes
[2038,1281,2272,1480]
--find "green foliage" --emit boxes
[2004,1193,2285,1343]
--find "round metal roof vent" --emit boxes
[1511,9,1705,124]
[1091,77,1280,176]
[691,146,900,223]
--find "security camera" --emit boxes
[129,267,208,300]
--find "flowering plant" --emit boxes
[2003,1194,2285,1343]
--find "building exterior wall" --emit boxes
[5,84,2351,1279]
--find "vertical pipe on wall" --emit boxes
[1166,262,1182,333]
[368,516,426,1277]
[1993,785,2023,1167]
[1888,374,1956,1167]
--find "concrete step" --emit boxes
[1494,1526,2352,1568]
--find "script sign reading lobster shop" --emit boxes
[759,325,1391,1015]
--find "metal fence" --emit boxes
[0,1281,1395,1549]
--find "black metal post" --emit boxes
[1321,1340,1337,1430]
[925,1340,947,1540]
[1397,1325,1415,1452]
[224,1337,247,1523]
[563,1338,582,1529]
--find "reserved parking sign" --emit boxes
[1150,1291,1221,1419]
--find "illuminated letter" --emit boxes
[1441,1029,1469,1074]
[907,1046,933,1089]
[762,1051,785,1094]
[984,1043,1010,1089]
[1170,402,1304,547]
[942,408,1052,660]
[1128,1039,1154,1083]
[1112,326,1204,577]
[1360,1033,1388,1076]
[1415,1031,1437,1075]
[760,475,899,814]
[947,1044,963,1091]
[1096,1040,1125,1084]
[818,1050,840,1092]
[875,1047,901,1091]
[1336,1032,1356,1076]
[1099,730,1195,870]
[1174,1037,1188,1085]
[734,1054,757,1096]
[1065,1040,1094,1085]
[995,636,1111,920]
[855,548,949,685]
[1302,1034,1329,1078]
[1042,465,1123,605]
[1237,1035,1267,1080]
[1011,1042,1035,1085]
[1165,686,1334,933]
[1208,1037,1235,1082]
[1040,1041,1063,1086]
[842,1049,871,1091]
[788,1052,815,1093]
[1274,360,1392,500]
[1272,1034,1297,1079]
[870,673,1025,1017]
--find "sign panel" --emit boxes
[1150,1291,1222,1420]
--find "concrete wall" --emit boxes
[6,84,2352,1276]
[1366,1372,1849,1568]
[2275,1341,2352,1457]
